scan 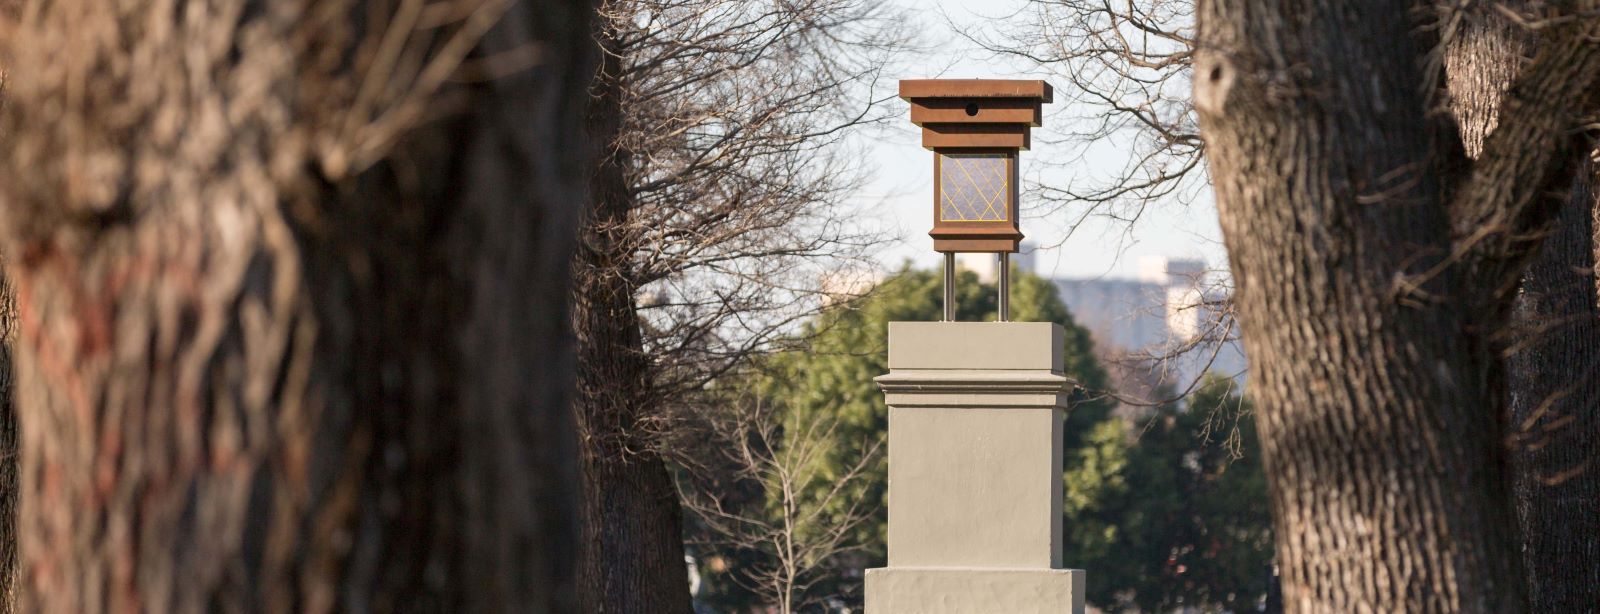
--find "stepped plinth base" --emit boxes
[865,567,1086,613]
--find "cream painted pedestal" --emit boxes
[864,322,1085,614]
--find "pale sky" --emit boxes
[855,0,1227,281]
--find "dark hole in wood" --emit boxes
[965,102,979,116]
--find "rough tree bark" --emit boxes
[1504,166,1600,611]
[1446,9,1600,609]
[574,14,693,613]
[1196,0,1600,610]
[0,274,14,612]
[0,3,24,602]
[1001,0,1600,605]
[0,0,594,611]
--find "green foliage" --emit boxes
[1066,376,1276,612]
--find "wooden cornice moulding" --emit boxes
[910,98,1043,127]
[898,79,1054,102]
[921,124,1030,150]
[900,79,1053,150]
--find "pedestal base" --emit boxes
[865,567,1086,613]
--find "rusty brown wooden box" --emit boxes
[900,79,1053,253]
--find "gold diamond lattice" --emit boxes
[939,153,1009,222]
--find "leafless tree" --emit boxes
[972,0,1201,240]
[968,0,1247,414]
[679,392,882,613]
[1196,0,1600,610]
[1107,271,1243,409]
[575,0,903,609]
[0,0,595,610]
[992,4,1600,608]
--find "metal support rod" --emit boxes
[998,252,1010,322]
[943,252,956,321]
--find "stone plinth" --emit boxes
[865,322,1085,613]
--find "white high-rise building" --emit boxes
[1052,256,1247,397]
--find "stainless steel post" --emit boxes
[998,252,1010,322]
[944,252,956,321]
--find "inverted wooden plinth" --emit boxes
[899,79,1052,151]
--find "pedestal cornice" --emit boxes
[875,370,1074,408]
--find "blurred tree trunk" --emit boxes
[1197,0,1600,610]
[0,0,594,611]
[1447,10,1600,609]
[573,14,693,613]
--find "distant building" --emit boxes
[818,267,884,306]
[1051,256,1247,399]
[955,242,1037,284]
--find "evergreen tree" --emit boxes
[1066,376,1275,612]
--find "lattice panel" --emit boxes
[939,153,1010,222]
